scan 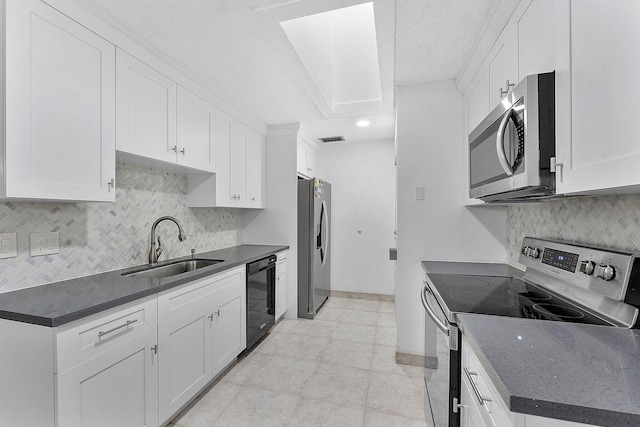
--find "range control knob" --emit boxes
[527,247,540,259]
[579,260,595,275]
[594,264,616,281]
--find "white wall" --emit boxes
[395,80,507,357]
[244,126,299,318]
[316,139,395,296]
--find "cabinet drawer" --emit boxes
[55,296,157,373]
[158,266,245,325]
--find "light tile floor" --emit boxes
[170,296,432,427]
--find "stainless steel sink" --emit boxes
[123,259,224,279]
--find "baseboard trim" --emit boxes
[329,290,394,302]
[395,351,438,369]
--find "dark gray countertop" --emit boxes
[458,313,640,427]
[0,244,288,327]
[421,260,524,278]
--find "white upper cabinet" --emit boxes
[213,109,234,205]
[4,0,116,201]
[297,139,318,178]
[488,25,518,109]
[117,51,218,174]
[176,86,215,172]
[516,0,556,79]
[246,130,265,207]
[116,48,177,165]
[231,122,249,205]
[467,68,490,134]
[186,112,265,209]
[555,0,640,195]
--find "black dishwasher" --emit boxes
[246,255,276,349]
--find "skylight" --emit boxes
[280,2,383,115]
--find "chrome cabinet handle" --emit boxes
[172,145,177,153]
[464,367,491,406]
[496,107,515,176]
[180,148,185,155]
[98,319,138,338]
[208,313,214,321]
[500,79,515,97]
[215,310,221,317]
[107,178,115,192]
[151,344,158,355]
[421,283,450,335]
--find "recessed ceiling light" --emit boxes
[356,120,370,127]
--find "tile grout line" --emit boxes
[362,308,382,426]
[205,382,245,427]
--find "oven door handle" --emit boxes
[496,107,515,176]
[421,283,450,335]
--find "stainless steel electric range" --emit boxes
[421,237,640,427]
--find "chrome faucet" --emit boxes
[149,216,187,265]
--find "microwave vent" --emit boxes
[319,136,345,143]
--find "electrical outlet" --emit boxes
[0,233,17,259]
[509,228,517,245]
[187,221,195,236]
[30,232,60,256]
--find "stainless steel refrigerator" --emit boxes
[298,178,331,318]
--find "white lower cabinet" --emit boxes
[158,309,212,422]
[56,329,159,427]
[211,278,247,373]
[0,266,249,426]
[157,266,246,424]
[275,251,288,319]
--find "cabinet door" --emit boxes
[214,109,234,206]
[210,270,246,375]
[246,130,265,208]
[56,330,158,427]
[488,26,518,109]
[5,0,115,201]
[517,0,556,80]
[176,86,215,172]
[275,255,288,319]
[231,122,249,206]
[306,145,317,177]
[555,0,640,194]
[158,308,213,423]
[116,49,177,165]
[297,142,308,176]
[467,68,490,134]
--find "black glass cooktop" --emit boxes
[427,274,611,325]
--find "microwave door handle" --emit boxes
[496,108,514,176]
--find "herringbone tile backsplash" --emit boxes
[507,194,640,268]
[0,162,243,292]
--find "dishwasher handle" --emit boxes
[421,282,450,335]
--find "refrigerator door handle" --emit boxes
[320,200,329,266]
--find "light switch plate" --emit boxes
[30,232,60,257]
[415,186,425,201]
[0,233,17,259]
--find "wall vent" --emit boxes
[319,136,345,143]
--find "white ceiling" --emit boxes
[79,0,493,142]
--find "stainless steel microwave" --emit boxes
[469,72,555,202]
